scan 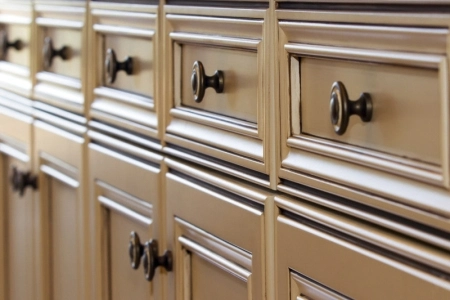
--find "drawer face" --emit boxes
[279,20,450,189]
[42,27,82,79]
[299,57,441,164]
[277,215,450,299]
[180,44,258,123]
[166,14,268,176]
[1,24,30,67]
[90,7,158,138]
[103,35,154,98]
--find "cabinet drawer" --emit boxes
[103,34,154,98]
[165,11,270,181]
[278,17,450,218]
[276,196,450,300]
[0,2,32,97]
[90,4,159,140]
[33,2,86,114]
[165,157,269,300]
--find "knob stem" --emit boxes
[191,61,224,103]
[329,81,372,135]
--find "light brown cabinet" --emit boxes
[0,105,35,300]
[1,1,450,300]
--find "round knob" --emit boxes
[191,61,224,103]
[10,166,38,196]
[129,231,144,270]
[142,240,173,281]
[0,30,23,60]
[329,81,373,135]
[42,37,70,69]
[105,48,133,84]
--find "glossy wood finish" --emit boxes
[33,119,87,300]
[33,1,86,115]
[89,3,159,143]
[0,105,34,300]
[276,196,450,300]
[165,157,269,300]
[0,1,32,98]
[88,131,163,300]
[164,8,272,186]
[278,12,450,230]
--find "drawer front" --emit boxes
[300,57,441,164]
[276,212,450,299]
[103,34,154,98]
[165,12,269,179]
[89,140,163,300]
[179,43,258,123]
[41,26,82,79]
[279,19,450,199]
[0,2,32,97]
[89,5,158,139]
[165,158,267,300]
[1,23,30,67]
[34,3,85,114]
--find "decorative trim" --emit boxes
[40,165,79,188]
[36,17,83,29]
[170,32,259,50]
[93,24,154,38]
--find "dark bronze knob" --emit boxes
[329,81,372,135]
[191,60,224,103]
[11,166,38,196]
[105,48,133,84]
[142,240,172,281]
[42,37,70,69]
[129,231,144,270]
[0,30,23,60]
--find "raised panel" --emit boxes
[0,105,34,300]
[34,120,86,300]
[89,5,159,139]
[0,156,34,300]
[165,158,267,300]
[165,12,270,181]
[88,137,162,300]
[276,196,450,300]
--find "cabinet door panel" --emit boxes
[34,121,86,300]
[166,166,265,300]
[1,156,34,300]
[48,178,78,300]
[89,142,162,300]
[0,107,34,300]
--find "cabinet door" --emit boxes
[33,120,87,300]
[165,159,266,300]
[0,107,35,300]
[89,139,163,300]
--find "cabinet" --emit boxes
[1,1,450,300]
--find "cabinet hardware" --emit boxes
[10,166,38,196]
[142,240,173,281]
[191,60,224,103]
[105,48,133,84]
[329,81,372,135]
[129,231,144,270]
[42,37,70,69]
[0,30,23,60]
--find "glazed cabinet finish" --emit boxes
[0,1,33,98]
[165,158,268,300]
[34,120,87,300]
[276,196,450,300]
[0,105,34,300]
[89,132,163,300]
[33,1,87,115]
